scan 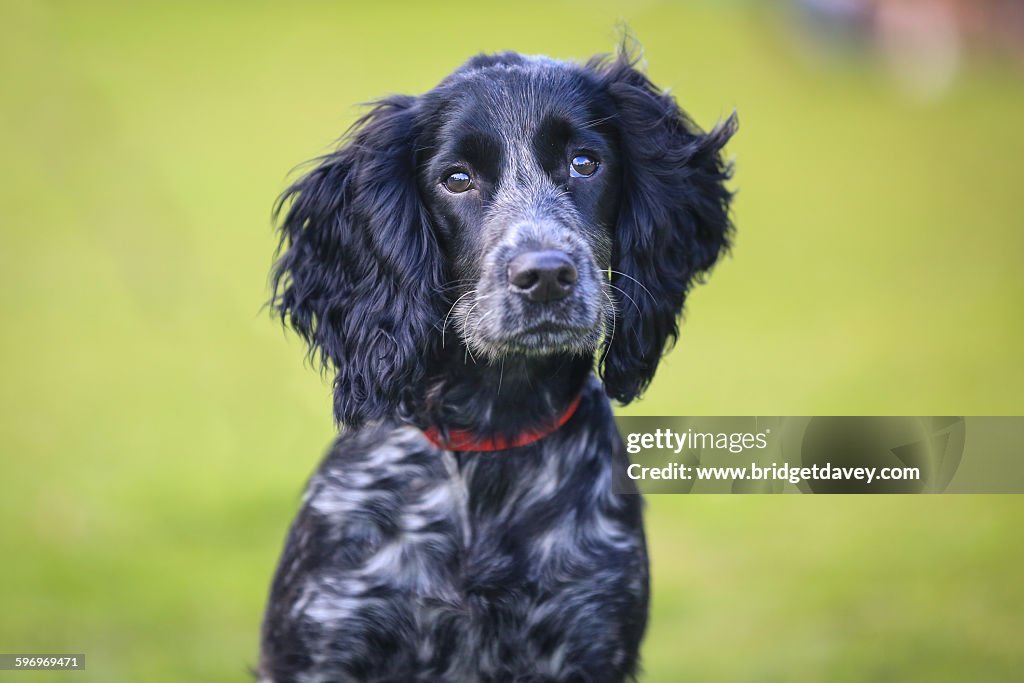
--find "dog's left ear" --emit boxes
[594,53,737,404]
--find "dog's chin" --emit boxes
[466,323,602,360]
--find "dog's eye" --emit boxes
[443,171,473,193]
[570,155,599,178]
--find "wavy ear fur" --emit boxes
[595,52,737,404]
[271,96,444,426]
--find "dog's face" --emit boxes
[271,50,736,425]
[419,58,620,359]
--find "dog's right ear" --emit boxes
[271,95,444,426]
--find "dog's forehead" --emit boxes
[434,58,593,135]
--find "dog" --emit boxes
[259,46,735,682]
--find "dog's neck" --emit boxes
[420,346,592,439]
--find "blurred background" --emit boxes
[2,1,1022,680]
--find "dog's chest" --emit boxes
[290,424,647,680]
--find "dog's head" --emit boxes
[272,49,736,425]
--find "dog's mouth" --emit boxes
[510,321,594,345]
[520,321,576,334]
[463,314,605,358]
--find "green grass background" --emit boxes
[2,1,1022,681]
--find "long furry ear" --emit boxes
[271,95,444,426]
[594,50,737,404]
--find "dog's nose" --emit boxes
[507,250,577,302]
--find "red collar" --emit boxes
[422,393,582,452]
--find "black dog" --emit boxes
[259,47,735,682]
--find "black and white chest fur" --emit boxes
[260,377,648,683]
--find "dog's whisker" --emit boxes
[607,283,644,346]
[457,300,484,365]
[579,114,616,130]
[608,269,656,304]
[435,278,480,291]
[606,282,642,318]
[598,290,618,368]
[441,289,477,348]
